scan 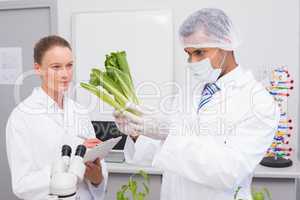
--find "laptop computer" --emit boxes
[92,121,126,163]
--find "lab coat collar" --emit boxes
[197,66,254,112]
[215,65,249,89]
[30,87,68,113]
[30,87,77,128]
[32,87,56,107]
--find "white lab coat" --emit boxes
[124,66,280,200]
[6,87,108,200]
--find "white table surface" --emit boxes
[106,160,300,178]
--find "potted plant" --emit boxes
[252,188,272,200]
[234,186,272,200]
[116,170,150,200]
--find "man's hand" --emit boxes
[113,102,170,140]
[84,158,103,186]
[114,111,140,137]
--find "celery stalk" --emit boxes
[115,51,139,104]
[115,51,133,83]
[108,67,135,102]
[91,68,121,94]
[91,68,128,107]
[80,82,122,110]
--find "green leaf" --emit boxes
[262,188,272,200]
[117,191,127,200]
[89,68,100,86]
[115,51,133,82]
[110,51,139,104]
[142,182,149,195]
[102,71,121,91]
[234,186,242,200]
[104,53,118,82]
[105,53,118,68]
[252,192,264,200]
[121,185,129,193]
[92,69,123,97]
[129,179,137,195]
[138,170,150,183]
[116,51,140,104]
[137,192,146,200]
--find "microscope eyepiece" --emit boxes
[75,145,86,158]
[62,145,72,157]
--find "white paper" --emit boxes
[83,136,122,162]
[0,47,23,85]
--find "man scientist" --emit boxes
[114,8,280,200]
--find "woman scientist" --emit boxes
[6,35,107,200]
[114,8,280,200]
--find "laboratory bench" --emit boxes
[105,161,300,200]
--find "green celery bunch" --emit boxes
[80,51,139,114]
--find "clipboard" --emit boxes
[83,136,122,162]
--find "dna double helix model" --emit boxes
[260,66,294,168]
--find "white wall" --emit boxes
[57,0,300,159]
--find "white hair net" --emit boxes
[179,8,240,51]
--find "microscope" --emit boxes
[48,144,87,200]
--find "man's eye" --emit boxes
[194,50,204,56]
[52,66,60,69]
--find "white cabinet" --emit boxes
[106,161,300,200]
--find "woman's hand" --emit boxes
[84,158,103,186]
[83,138,103,186]
[83,138,102,148]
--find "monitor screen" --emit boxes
[92,121,127,150]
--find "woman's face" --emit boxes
[35,46,73,94]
